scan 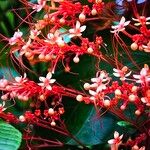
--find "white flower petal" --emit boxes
[89,90,97,96]
[120,16,125,24]
[133,75,140,79]
[124,21,130,26]
[46,72,52,79]
[46,85,52,90]
[39,76,46,82]
[76,21,81,29]
[38,83,44,86]
[80,25,86,32]
[108,139,115,144]
[113,73,120,77]
[50,79,56,83]
[69,29,75,34]
[91,78,98,82]
[114,131,119,139]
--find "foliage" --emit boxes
[0,0,150,150]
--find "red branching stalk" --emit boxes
[1,0,150,149]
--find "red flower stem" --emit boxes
[122,31,133,39]
[34,121,69,136]
[110,107,142,132]
[23,136,63,146]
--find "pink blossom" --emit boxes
[142,41,150,52]
[132,16,150,26]
[38,72,56,90]
[133,67,150,84]
[90,71,110,93]
[30,29,41,39]
[45,30,65,46]
[111,16,130,34]
[0,101,6,113]
[9,30,23,45]
[14,73,28,84]
[113,66,131,81]
[32,0,46,12]
[69,21,86,38]
[108,131,123,144]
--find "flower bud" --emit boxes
[104,100,110,107]
[19,115,26,122]
[84,83,90,90]
[48,108,55,115]
[73,56,80,63]
[91,9,97,16]
[87,47,93,53]
[131,42,138,51]
[79,13,86,22]
[51,121,56,126]
[76,95,83,102]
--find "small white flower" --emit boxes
[90,71,110,93]
[9,30,23,45]
[69,21,86,38]
[132,16,150,26]
[32,0,46,12]
[38,72,56,90]
[30,29,41,39]
[141,97,150,106]
[133,66,150,84]
[113,66,131,81]
[45,30,65,46]
[15,73,27,83]
[108,131,123,145]
[111,16,130,34]
[0,101,7,113]
[142,41,150,52]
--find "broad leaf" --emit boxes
[0,122,22,150]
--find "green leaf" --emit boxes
[0,122,22,150]
[117,121,132,127]
[67,108,116,145]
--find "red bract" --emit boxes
[1,0,150,149]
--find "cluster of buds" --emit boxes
[76,65,150,116]
[1,0,150,149]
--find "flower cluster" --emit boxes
[0,0,150,149]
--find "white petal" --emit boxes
[76,21,81,29]
[133,75,140,79]
[111,25,118,29]
[134,23,141,26]
[125,71,132,77]
[46,85,52,90]
[90,83,98,88]
[140,68,147,76]
[38,83,44,86]
[119,134,123,140]
[124,21,130,26]
[113,73,120,77]
[108,139,115,144]
[120,16,125,24]
[114,131,119,139]
[69,34,75,38]
[146,17,150,21]
[89,90,97,96]
[91,77,98,82]
[113,68,119,72]
[50,79,56,83]
[69,29,75,34]
[46,72,52,79]
[39,76,46,82]
[15,77,22,83]
[80,25,86,32]
[132,17,139,21]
